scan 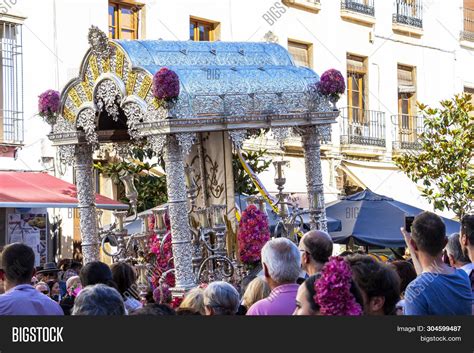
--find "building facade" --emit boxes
[0,0,472,257]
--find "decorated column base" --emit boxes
[301,126,328,232]
[74,143,100,263]
[162,135,197,295]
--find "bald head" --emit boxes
[301,230,333,265]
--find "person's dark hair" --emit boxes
[79,261,116,289]
[302,231,333,264]
[461,214,474,244]
[303,275,320,312]
[57,259,71,271]
[70,261,82,273]
[411,212,446,257]
[347,255,400,315]
[1,243,35,284]
[130,303,176,316]
[176,308,201,315]
[303,273,364,314]
[110,262,138,299]
[390,260,417,294]
[47,280,57,292]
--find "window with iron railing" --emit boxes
[0,22,23,145]
[341,0,375,16]
[391,114,424,151]
[393,0,423,28]
[340,108,386,148]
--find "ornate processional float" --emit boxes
[45,26,339,297]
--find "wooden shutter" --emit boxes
[288,41,310,68]
[398,65,415,93]
[347,54,366,74]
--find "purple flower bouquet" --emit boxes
[38,89,61,125]
[152,67,180,106]
[317,69,346,106]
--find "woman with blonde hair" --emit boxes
[178,287,205,315]
[239,277,270,315]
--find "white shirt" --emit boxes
[460,263,474,275]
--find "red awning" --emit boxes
[0,171,128,210]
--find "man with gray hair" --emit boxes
[72,284,125,316]
[446,233,473,275]
[299,230,333,276]
[247,238,301,315]
[203,281,240,315]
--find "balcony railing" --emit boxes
[391,115,424,151]
[341,0,375,17]
[393,0,423,28]
[340,107,386,148]
[462,7,474,41]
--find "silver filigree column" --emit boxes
[74,143,100,263]
[163,135,196,294]
[301,126,328,232]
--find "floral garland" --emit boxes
[38,89,61,124]
[314,256,363,316]
[152,67,180,101]
[237,204,271,265]
[316,69,345,104]
[148,213,176,304]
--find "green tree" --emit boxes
[232,149,271,196]
[394,93,474,218]
[94,148,168,213]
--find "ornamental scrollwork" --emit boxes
[95,80,122,120]
[318,124,332,143]
[228,130,247,150]
[76,108,98,146]
[53,116,76,134]
[123,102,145,140]
[58,145,76,166]
[176,132,197,156]
[146,135,168,155]
[272,127,292,148]
[88,26,112,60]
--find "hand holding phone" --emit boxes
[404,216,414,233]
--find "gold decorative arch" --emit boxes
[60,41,159,125]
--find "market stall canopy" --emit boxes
[0,171,128,210]
[326,189,460,248]
[339,160,455,219]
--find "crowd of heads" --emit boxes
[0,212,472,316]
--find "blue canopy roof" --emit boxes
[115,40,330,119]
[326,189,460,248]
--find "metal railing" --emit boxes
[0,22,24,145]
[340,107,386,148]
[391,114,424,151]
[341,0,375,16]
[462,7,474,41]
[393,0,423,28]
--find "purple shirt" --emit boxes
[246,284,299,316]
[0,284,64,315]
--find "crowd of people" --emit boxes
[0,212,472,316]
